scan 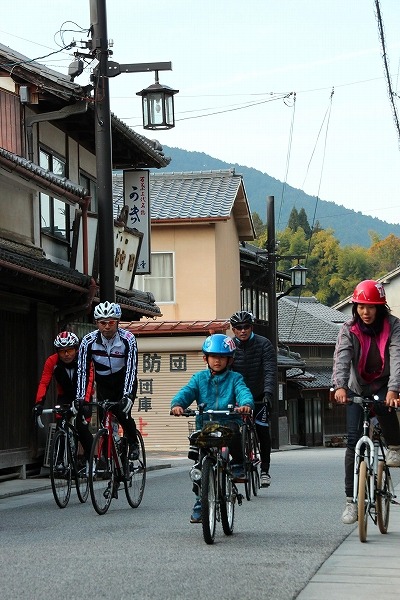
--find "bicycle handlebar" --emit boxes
[36,405,71,429]
[170,405,237,417]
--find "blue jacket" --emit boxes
[171,368,254,428]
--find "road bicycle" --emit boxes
[240,413,261,500]
[88,400,146,515]
[350,395,398,542]
[37,405,89,508]
[174,406,243,545]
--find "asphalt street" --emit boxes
[0,448,367,600]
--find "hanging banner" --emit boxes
[123,169,151,274]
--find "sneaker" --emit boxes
[342,498,358,524]
[385,447,400,467]
[129,443,140,461]
[231,464,245,479]
[190,500,202,523]
[261,472,271,488]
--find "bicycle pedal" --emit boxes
[237,494,243,505]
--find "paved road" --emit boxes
[1,448,399,599]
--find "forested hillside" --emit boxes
[161,146,400,247]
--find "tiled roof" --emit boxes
[113,170,255,239]
[287,365,333,390]
[0,147,89,199]
[121,319,230,335]
[278,296,345,344]
[0,237,91,289]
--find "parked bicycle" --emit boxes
[37,405,89,508]
[175,406,243,545]
[88,400,146,515]
[241,413,262,500]
[351,395,399,542]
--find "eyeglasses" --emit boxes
[235,324,251,331]
[97,320,117,326]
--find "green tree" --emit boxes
[306,228,341,304]
[367,233,400,277]
[251,212,266,238]
[298,208,312,239]
[288,207,299,231]
[330,246,373,299]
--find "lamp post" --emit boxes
[265,196,307,448]
[89,0,178,302]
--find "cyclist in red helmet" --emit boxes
[33,332,95,464]
[332,279,400,524]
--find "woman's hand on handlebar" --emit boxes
[334,388,348,405]
[171,406,184,416]
[385,391,400,409]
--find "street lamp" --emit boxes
[277,261,308,299]
[137,71,178,130]
[89,0,178,302]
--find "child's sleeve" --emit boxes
[234,373,254,409]
[171,373,199,410]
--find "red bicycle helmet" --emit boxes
[351,280,386,305]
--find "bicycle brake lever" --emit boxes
[37,416,44,429]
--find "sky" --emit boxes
[1,1,400,226]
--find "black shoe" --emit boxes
[129,442,140,461]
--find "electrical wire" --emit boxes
[374,0,400,149]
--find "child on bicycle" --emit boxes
[171,334,254,523]
[33,332,94,465]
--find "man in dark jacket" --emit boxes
[230,311,277,487]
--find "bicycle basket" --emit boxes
[189,422,234,448]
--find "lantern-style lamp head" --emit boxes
[137,71,178,130]
[289,263,307,288]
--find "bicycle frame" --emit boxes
[99,409,125,476]
[175,405,242,544]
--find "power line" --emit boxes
[374,0,400,149]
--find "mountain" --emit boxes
[160,146,400,247]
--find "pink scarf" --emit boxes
[350,318,390,383]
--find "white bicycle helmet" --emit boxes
[54,331,80,348]
[93,301,122,320]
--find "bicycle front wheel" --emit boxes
[201,457,217,545]
[220,467,235,536]
[249,427,261,496]
[124,431,146,508]
[241,423,252,501]
[377,461,391,534]
[50,429,72,509]
[89,429,115,515]
[358,460,369,542]
[75,441,89,504]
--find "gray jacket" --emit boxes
[332,314,400,395]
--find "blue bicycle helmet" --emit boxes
[202,334,236,357]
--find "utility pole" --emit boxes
[90,0,115,301]
[266,195,280,449]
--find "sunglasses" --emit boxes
[235,324,251,331]
[97,320,117,326]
